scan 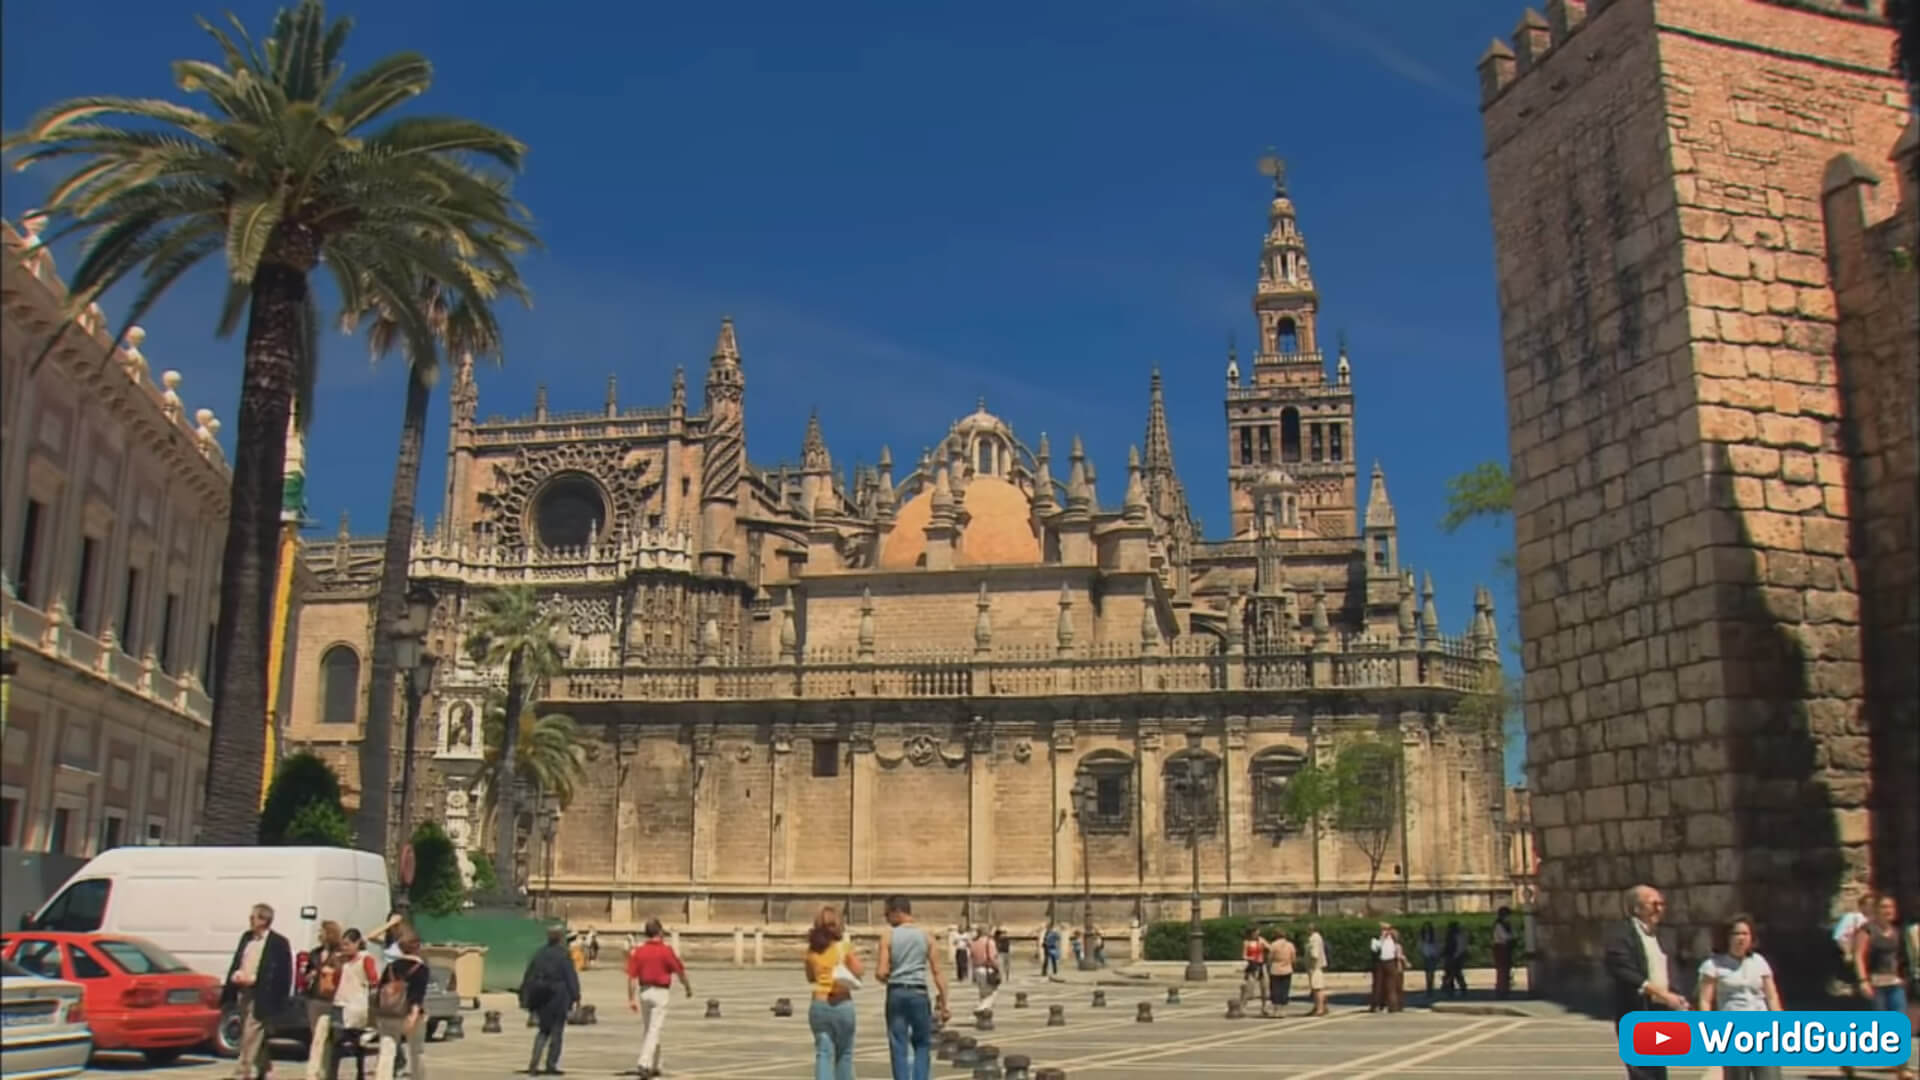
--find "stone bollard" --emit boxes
[1004,1053,1034,1080]
[1225,997,1246,1019]
[1014,990,1029,1009]
[1136,1001,1153,1023]
[975,1007,995,1032]
[704,998,721,1019]
[446,1015,464,1039]
[953,1036,980,1067]
[481,1010,502,1034]
[936,1029,961,1060]
[772,997,793,1018]
[1036,1069,1068,1080]
[976,1044,1000,1069]
[753,927,765,966]
[733,927,745,967]
[1166,987,1181,1005]
[974,1066,1003,1080]
[1091,989,1107,1008]
[1046,1004,1066,1026]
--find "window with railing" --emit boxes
[1250,747,1308,833]
[1163,750,1221,836]
[1076,751,1133,835]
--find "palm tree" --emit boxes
[3,0,535,841]
[463,585,564,896]
[476,688,585,823]
[348,255,527,857]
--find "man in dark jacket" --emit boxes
[521,928,581,1074]
[223,903,295,1080]
[1602,884,1689,1080]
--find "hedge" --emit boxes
[1142,912,1527,970]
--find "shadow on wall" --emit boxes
[1708,441,1846,1003]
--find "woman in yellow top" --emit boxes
[803,906,865,1080]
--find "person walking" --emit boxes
[876,895,949,1080]
[1303,923,1329,1016]
[1492,907,1517,999]
[1416,923,1440,998]
[224,903,294,1080]
[1368,923,1404,1013]
[306,928,378,1080]
[993,926,1012,981]
[1603,884,1689,1080]
[1696,913,1785,1080]
[1441,921,1469,997]
[521,928,581,1075]
[301,921,344,1080]
[950,926,970,981]
[625,919,692,1080]
[1851,894,1916,1080]
[805,906,863,1080]
[372,931,430,1080]
[1264,927,1296,1018]
[1241,927,1267,1003]
[1040,924,1061,978]
[968,926,1000,1014]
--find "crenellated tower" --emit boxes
[1224,158,1358,539]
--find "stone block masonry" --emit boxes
[1478,0,1913,1004]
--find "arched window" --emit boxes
[319,645,360,725]
[1279,408,1302,463]
[1163,750,1221,836]
[976,440,995,477]
[1275,318,1299,355]
[444,702,475,752]
[533,473,607,550]
[1250,747,1308,834]
[1074,750,1134,835]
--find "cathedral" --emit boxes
[286,171,1511,929]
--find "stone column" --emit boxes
[967,716,995,912]
[1397,715,1424,912]
[1051,721,1077,914]
[1137,718,1165,889]
[849,722,875,897]
[768,723,794,902]
[612,727,638,920]
[689,725,717,925]
[1223,715,1249,909]
[1309,715,1336,907]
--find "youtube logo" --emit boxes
[1633,1020,1692,1055]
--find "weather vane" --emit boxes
[1257,148,1287,196]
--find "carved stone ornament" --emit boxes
[906,734,941,766]
[692,730,716,758]
[538,593,619,638]
[477,440,660,548]
[734,745,753,763]
[771,726,794,754]
[1012,739,1033,763]
[1224,715,1249,750]
[1138,721,1164,752]
[446,789,469,812]
[968,715,993,755]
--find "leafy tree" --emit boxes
[259,751,346,844]
[466,850,498,896]
[463,586,565,893]
[1442,461,1525,765]
[407,820,465,917]
[478,688,585,818]
[3,0,535,841]
[284,800,353,846]
[1279,736,1405,907]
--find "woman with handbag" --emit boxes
[373,932,431,1080]
[804,906,864,1080]
[301,922,344,1080]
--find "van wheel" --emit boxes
[144,1049,184,1066]
[213,1009,243,1058]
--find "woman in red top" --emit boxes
[1241,927,1268,996]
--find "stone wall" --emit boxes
[1479,0,1912,1001]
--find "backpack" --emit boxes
[375,960,416,1019]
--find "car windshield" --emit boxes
[97,939,192,974]
[1,958,27,978]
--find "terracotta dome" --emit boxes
[878,474,1042,569]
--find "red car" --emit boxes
[1,931,221,1064]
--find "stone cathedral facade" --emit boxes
[287,175,1510,929]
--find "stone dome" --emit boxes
[878,474,1042,569]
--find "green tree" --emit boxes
[463,586,565,894]
[406,820,465,916]
[259,751,346,844]
[284,800,353,846]
[478,688,586,819]
[1441,461,1525,764]
[466,850,498,896]
[348,255,528,858]
[3,0,535,841]
[1279,736,1405,907]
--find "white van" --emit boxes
[23,846,391,978]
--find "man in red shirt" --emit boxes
[624,919,692,1079]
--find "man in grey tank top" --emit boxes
[876,895,949,1080]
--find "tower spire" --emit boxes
[1253,152,1318,360]
[1144,368,1175,477]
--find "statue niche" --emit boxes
[476,442,660,550]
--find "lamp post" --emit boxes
[1071,774,1099,971]
[390,583,437,858]
[1179,755,1210,983]
[540,803,560,918]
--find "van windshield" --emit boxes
[33,879,110,932]
[97,938,192,974]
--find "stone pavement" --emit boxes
[84,966,1884,1079]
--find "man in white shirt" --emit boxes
[1603,884,1688,1080]
[1368,923,1404,1012]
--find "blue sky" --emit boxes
[3,0,1526,778]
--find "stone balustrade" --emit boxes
[407,527,696,584]
[547,631,1494,704]
[2,592,213,724]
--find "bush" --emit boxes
[408,822,465,917]
[282,800,353,847]
[1142,911,1527,970]
[467,850,498,895]
[260,752,346,845]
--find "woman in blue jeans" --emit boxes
[875,895,951,1080]
[803,906,864,1080]
[1850,894,1916,1080]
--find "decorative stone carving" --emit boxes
[734,745,753,763]
[538,593,617,638]
[692,730,715,758]
[771,726,794,754]
[968,715,993,755]
[1012,739,1033,763]
[476,440,660,549]
[1052,724,1076,752]
[906,734,941,766]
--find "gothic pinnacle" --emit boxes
[711,316,741,364]
[1144,368,1175,477]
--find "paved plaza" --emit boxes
[78,965,1890,1080]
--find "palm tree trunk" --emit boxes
[359,361,433,859]
[200,265,305,844]
[493,647,524,899]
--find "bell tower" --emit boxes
[1224,154,1359,539]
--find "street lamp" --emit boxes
[392,583,437,856]
[540,803,561,918]
[1177,755,1211,983]
[1070,774,1100,971]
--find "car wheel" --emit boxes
[213,1008,243,1058]
[144,1048,185,1066]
